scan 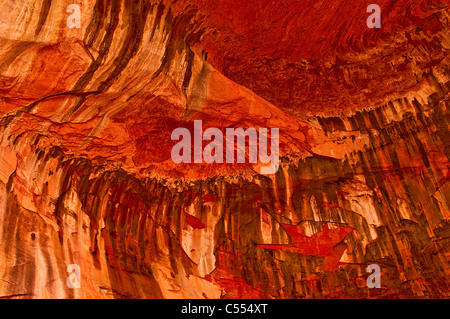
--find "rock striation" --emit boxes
[0,0,449,298]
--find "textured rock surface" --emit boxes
[0,0,449,298]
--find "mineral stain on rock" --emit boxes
[0,0,449,299]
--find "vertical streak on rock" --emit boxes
[35,0,52,36]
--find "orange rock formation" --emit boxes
[0,0,449,298]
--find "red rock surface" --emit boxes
[0,0,449,298]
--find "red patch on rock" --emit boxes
[185,213,206,229]
[258,224,354,266]
[202,193,216,202]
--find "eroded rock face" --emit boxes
[0,0,449,298]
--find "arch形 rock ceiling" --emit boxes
[0,0,449,298]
